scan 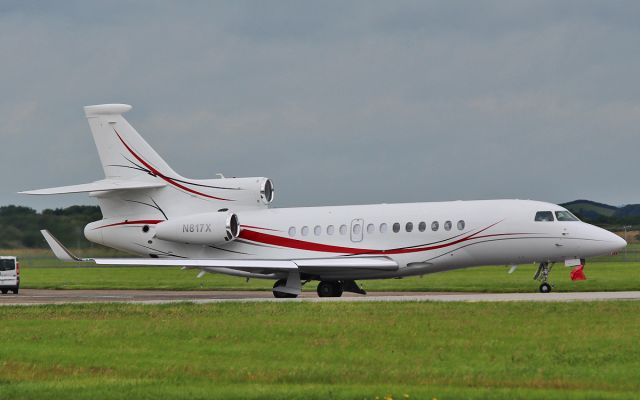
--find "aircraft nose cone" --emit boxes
[581,224,628,256]
[610,232,627,253]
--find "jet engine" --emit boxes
[260,178,275,204]
[187,176,274,208]
[154,211,240,245]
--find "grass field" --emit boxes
[16,261,640,293]
[0,301,639,399]
[3,246,639,292]
[13,263,640,292]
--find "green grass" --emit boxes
[7,245,640,292]
[16,261,640,292]
[0,301,639,399]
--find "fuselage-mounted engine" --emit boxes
[154,211,240,245]
[260,178,275,205]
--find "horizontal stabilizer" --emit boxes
[20,179,166,195]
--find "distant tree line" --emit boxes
[0,205,102,249]
[561,200,640,229]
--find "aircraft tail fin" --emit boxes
[21,104,269,222]
[84,104,178,181]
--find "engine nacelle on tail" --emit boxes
[220,176,274,206]
[154,211,240,244]
[164,176,275,209]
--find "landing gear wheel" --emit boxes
[333,281,344,297]
[1,289,7,294]
[12,288,18,294]
[273,291,296,298]
[539,283,552,293]
[317,281,333,297]
[272,279,297,298]
[534,262,554,293]
[317,281,344,297]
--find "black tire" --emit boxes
[1,289,7,295]
[317,281,334,297]
[273,291,297,298]
[272,279,297,298]
[317,281,344,297]
[333,281,344,297]
[12,287,18,295]
[539,283,552,293]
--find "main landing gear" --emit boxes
[317,281,343,297]
[271,276,367,299]
[272,279,298,298]
[533,262,553,293]
[317,280,367,298]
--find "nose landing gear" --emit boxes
[539,282,552,293]
[533,262,554,293]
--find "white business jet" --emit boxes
[22,104,626,297]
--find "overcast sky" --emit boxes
[1,1,639,211]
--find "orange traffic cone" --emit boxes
[570,265,586,281]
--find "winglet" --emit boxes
[40,230,83,262]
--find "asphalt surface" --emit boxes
[1,289,640,305]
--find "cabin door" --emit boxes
[350,218,364,242]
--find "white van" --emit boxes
[0,256,19,294]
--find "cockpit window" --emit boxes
[535,211,554,222]
[555,211,580,221]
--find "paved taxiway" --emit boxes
[1,289,640,305]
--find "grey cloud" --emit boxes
[1,1,639,212]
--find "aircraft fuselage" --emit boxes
[85,198,625,281]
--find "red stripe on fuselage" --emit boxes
[239,229,374,254]
[240,224,280,232]
[114,129,231,201]
[237,221,532,255]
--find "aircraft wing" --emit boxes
[90,256,397,271]
[40,230,398,272]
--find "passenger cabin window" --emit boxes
[288,227,296,237]
[367,224,375,234]
[339,224,348,235]
[457,220,465,230]
[327,225,335,235]
[301,226,309,236]
[444,220,452,231]
[555,211,580,221]
[353,223,362,235]
[392,223,401,233]
[314,225,322,236]
[418,221,426,232]
[431,221,439,231]
[380,223,388,233]
[535,211,555,222]
[406,222,413,232]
